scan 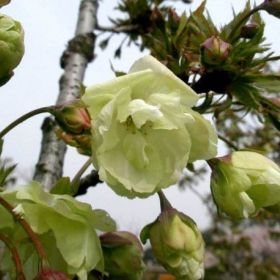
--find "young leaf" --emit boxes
[50,177,73,195]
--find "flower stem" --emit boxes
[0,233,26,280]
[0,106,54,139]
[0,196,48,268]
[71,157,92,195]
[157,190,173,212]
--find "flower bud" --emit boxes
[55,128,91,155]
[141,209,205,280]
[0,0,11,7]
[100,231,145,280]
[53,101,91,135]
[261,0,280,19]
[200,36,231,66]
[33,269,69,280]
[240,22,260,39]
[0,14,24,85]
[209,151,280,219]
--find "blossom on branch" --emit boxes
[209,151,280,219]
[82,55,217,198]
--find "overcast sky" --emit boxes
[1,0,280,234]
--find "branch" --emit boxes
[33,0,99,190]
[33,118,66,189]
[96,24,139,34]
[218,133,239,151]
[75,169,101,196]
[0,196,47,265]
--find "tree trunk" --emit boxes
[33,0,98,190]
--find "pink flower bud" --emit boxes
[53,101,91,135]
[200,36,231,66]
[33,269,69,280]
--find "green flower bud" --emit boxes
[200,36,231,67]
[0,14,24,85]
[53,101,91,135]
[261,0,280,19]
[82,55,217,198]
[141,209,205,280]
[209,151,280,219]
[100,231,145,280]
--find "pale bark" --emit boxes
[33,0,98,190]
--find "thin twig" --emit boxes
[218,134,239,151]
[0,233,26,280]
[0,196,48,268]
[75,169,101,196]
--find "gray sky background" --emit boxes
[0,0,280,234]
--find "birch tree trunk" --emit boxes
[33,0,98,190]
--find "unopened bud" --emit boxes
[141,209,205,280]
[200,36,231,66]
[0,14,24,85]
[33,269,69,280]
[100,231,145,280]
[53,101,91,135]
[261,0,280,19]
[55,128,91,155]
[240,22,260,39]
[209,151,280,219]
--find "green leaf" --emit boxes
[50,177,74,195]
[91,209,116,232]
[1,182,108,278]
[0,162,16,187]
[221,0,251,42]
[0,139,3,156]
[229,77,261,109]
[0,204,14,229]
[140,222,154,244]
[253,74,280,93]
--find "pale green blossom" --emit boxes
[209,151,280,218]
[82,55,217,198]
